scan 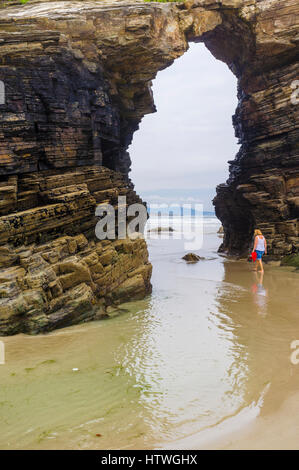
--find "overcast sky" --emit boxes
[129,43,239,211]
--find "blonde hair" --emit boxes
[254,229,262,237]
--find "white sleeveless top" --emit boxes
[256,236,265,251]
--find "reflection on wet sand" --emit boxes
[215,260,299,421]
[0,226,298,450]
[251,271,268,316]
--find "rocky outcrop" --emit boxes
[212,0,299,257]
[0,165,152,334]
[182,252,203,262]
[0,0,298,333]
[0,233,151,335]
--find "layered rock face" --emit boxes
[0,165,152,334]
[0,0,298,333]
[212,1,299,256]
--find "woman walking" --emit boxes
[253,229,267,273]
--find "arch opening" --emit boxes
[128,43,246,250]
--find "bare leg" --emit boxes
[257,259,264,272]
[257,260,261,271]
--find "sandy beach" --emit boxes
[166,389,299,450]
[0,217,299,450]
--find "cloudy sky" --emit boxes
[129,43,239,212]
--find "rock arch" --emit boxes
[0,0,298,333]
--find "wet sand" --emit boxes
[0,220,299,450]
[167,388,299,450]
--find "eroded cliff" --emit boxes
[0,0,298,334]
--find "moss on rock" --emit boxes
[281,254,299,269]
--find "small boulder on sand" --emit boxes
[182,253,204,263]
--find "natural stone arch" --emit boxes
[90,0,297,257]
[0,0,297,258]
[0,0,298,334]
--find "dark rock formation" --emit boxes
[0,0,298,333]
[148,227,175,233]
[213,0,299,257]
[281,253,299,270]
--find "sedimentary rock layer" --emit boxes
[0,0,298,333]
[0,165,152,334]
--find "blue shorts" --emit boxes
[255,250,264,260]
